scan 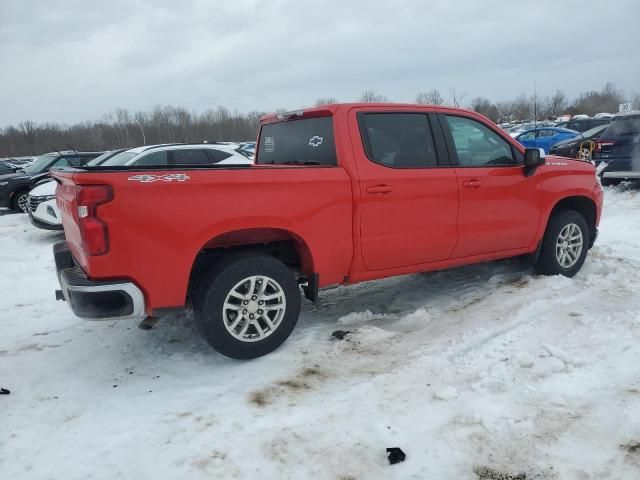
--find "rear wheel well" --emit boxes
[548,196,597,241]
[189,229,314,296]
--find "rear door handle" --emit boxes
[462,180,481,188]
[366,185,393,194]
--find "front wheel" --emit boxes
[192,253,301,359]
[534,210,589,277]
[11,191,29,212]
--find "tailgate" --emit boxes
[53,170,85,264]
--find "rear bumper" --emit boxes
[28,209,63,230]
[602,171,640,179]
[53,241,146,320]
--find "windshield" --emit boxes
[256,117,337,165]
[87,151,115,166]
[22,154,57,175]
[100,151,138,166]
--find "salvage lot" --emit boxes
[2,187,640,479]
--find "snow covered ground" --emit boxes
[2,186,640,480]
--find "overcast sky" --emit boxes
[1,0,639,126]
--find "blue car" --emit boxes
[516,127,580,153]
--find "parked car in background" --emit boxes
[516,127,580,153]
[28,150,126,229]
[595,112,640,185]
[100,143,252,167]
[555,117,610,133]
[0,151,102,212]
[508,123,536,137]
[0,157,34,175]
[549,125,608,160]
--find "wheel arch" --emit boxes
[547,195,597,243]
[189,227,315,289]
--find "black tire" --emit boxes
[192,253,301,359]
[534,210,589,277]
[10,190,29,212]
[600,177,620,187]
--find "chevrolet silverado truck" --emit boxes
[51,103,604,359]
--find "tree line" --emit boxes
[1,106,265,157]
[1,82,638,157]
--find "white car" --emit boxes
[100,143,252,167]
[28,144,251,230]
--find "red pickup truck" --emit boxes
[52,103,603,359]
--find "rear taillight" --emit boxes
[75,185,113,256]
[596,141,615,151]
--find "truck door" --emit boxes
[440,113,542,258]
[350,110,459,271]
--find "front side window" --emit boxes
[359,113,438,168]
[446,115,516,166]
[256,117,336,166]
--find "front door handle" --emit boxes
[462,180,481,188]
[366,185,393,194]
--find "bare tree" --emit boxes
[415,89,444,105]
[511,94,533,121]
[315,97,338,106]
[449,88,468,108]
[359,90,388,103]
[134,111,147,145]
[470,97,499,122]
[544,90,568,119]
[18,121,37,154]
[572,82,625,116]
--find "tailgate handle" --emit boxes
[366,185,393,194]
[462,180,481,189]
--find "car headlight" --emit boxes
[35,195,56,202]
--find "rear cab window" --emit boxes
[256,117,337,166]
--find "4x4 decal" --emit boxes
[128,174,191,183]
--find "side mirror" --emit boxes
[524,148,545,177]
[524,148,546,167]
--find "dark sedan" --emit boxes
[549,125,608,160]
[0,151,102,212]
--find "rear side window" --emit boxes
[170,149,210,165]
[205,149,233,163]
[358,113,438,168]
[601,116,640,139]
[256,117,336,165]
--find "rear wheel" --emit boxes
[534,210,589,277]
[11,190,29,212]
[192,253,301,359]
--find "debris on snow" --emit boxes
[0,387,10,395]
[386,447,406,465]
[331,330,351,340]
[473,465,526,480]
